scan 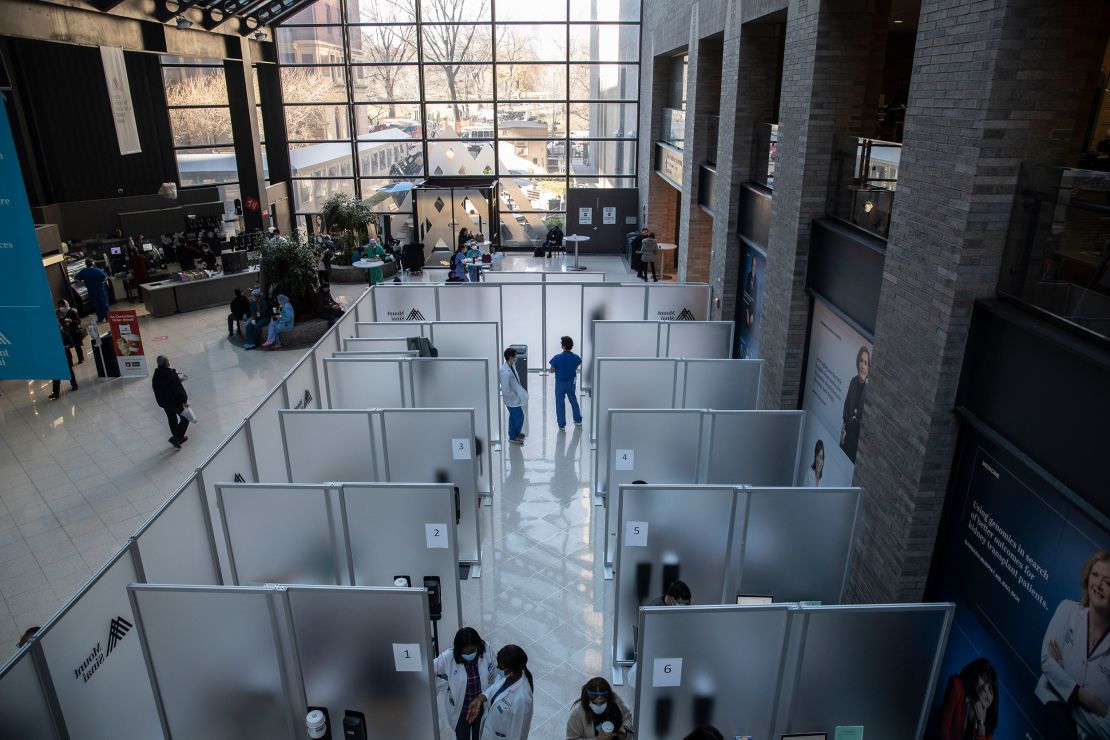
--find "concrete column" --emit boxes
[758,0,890,409]
[225,41,266,232]
[848,0,1110,602]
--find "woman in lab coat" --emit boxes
[1036,549,1110,739]
[467,644,534,740]
[434,627,497,740]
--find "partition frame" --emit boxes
[0,641,68,740]
[587,319,734,393]
[279,409,381,484]
[322,356,410,409]
[131,473,223,586]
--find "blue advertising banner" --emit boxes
[0,104,70,380]
[736,243,764,360]
[926,424,1110,739]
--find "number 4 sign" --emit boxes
[615,449,634,470]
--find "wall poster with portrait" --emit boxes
[926,423,1110,739]
[795,298,872,488]
[735,243,765,360]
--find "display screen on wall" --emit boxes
[926,424,1110,739]
[736,244,765,359]
[795,299,872,488]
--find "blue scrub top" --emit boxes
[548,351,581,381]
[75,267,108,299]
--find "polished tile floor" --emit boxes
[0,253,643,738]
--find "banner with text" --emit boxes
[736,244,765,360]
[926,426,1110,739]
[0,105,70,380]
[796,299,873,487]
[109,310,147,377]
[99,46,142,156]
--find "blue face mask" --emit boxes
[498,669,509,680]
[589,701,608,715]
[461,651,477,662]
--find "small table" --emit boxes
[564,234,591,271]
[465,258,488,282]
[352,259,385,285]
[657,243,677,281]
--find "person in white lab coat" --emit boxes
[1036,549,1110,739]
[434,627,498,740]
[467,644,534,740]
[499,347,529,445]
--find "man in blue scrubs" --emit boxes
[548,335,583,431]
[74,258,110,321]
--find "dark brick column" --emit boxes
[758,0,890,409]
[678,19,719,283]
[848,0,1110,602]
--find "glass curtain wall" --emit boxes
[276,0,640,244]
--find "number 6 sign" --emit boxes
[652,657,682,687]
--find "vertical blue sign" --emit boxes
[0,104,69,380]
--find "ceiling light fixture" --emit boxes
[893,19,904,24]
[174,15,193,29]
[253,30,267,41]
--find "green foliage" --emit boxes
[544,215,565,229]
[259,232,319,316]
[320,193,379,262]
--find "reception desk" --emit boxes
[141,268,260,317]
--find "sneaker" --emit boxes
[48,394,59,401]
[509,436,524,445]
[181,436,189,443]
[70,384,79,391]
[558,426,565,432]
[169,437,182,449]
[574,421,582,427]
[243,343,255,350]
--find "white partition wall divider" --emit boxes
[196,422,258,584]
[133,474,221,586]
[703,410,804,485]
[332,349,421,359]
[343,337,413,352]
[482,270,605,283]
[0,646,62,738]
[281,409,379,484]
[633,603,954,740]
[587,320,733,391]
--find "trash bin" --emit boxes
[92,331,120,378]
[510,343,527,392]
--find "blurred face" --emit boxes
[975,674,995,707]
[664,595,690,606]
[857,350,870,382]
[1089,560,1110,612]
[815,447,825,475]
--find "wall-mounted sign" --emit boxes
[99,47,141,155]
[603,207,617,225]
[579,207,593,225]
[655,143,684,191]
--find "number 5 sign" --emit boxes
[652,657,682,687]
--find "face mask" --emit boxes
[498,669,509,680]
[589,701,608,715]
[461,652,477,662]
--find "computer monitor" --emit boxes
[110,246,122,255]
[735,594,773,605]
[782,735,826,740]
[142,243,153,252]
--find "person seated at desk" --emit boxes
[200,243,219,270]
[450,244,468,282]
[566,677,633,739]
[262,294,294,350]
[242,289,270,350]
[646,579,692,607]
[365,239,386,285]
[74,258,110,322]
[351,245,364,263]
[177,242,202,271]
[127,247,149,302]
[228,288,250,337]
[490,246,504,271]
[311,283,344,327]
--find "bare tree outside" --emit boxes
[419,0,491,124]
[349,0,418,122]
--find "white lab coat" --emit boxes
[499,363,528,408]
[433,643,498,729]
[1035,599,1110,737]
[479,674,533,740]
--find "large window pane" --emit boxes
[361,178,420,213]
[499,177,565,212]
[348,0,417,23]
[570,140,636,176]
[421,25,493,63]
[496,63,567,100]
[426,103,491,138]
[285,104,351,141]
[292,178,356,213]
[495,25,566,62]
[177,147,237,186]
[570,102,637,138]
[569,24,639,62]
[276,27,346,64]
[351,65,420,101]
[423,65,493,101]
[169,108,233,148]
[163,66,228,106]
[357,139,424,177]
[428,140,496,177]
[281,66,349,103]
[354,104,422,137]
[420,0,490,23]
[495,3,565,22]
[570,0,641,21]
[497,103,566,138]
[289,144,355,179]
[569,63,638,100]
[571,176,637,189]
[281,0,343,25]
[348,25,418,64]
[501,140,563,174]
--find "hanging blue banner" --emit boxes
[0,104,69,380]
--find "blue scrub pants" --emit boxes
[507,405,524,440]
[554,379,582,429]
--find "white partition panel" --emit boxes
[324,357,406,408]
[704,411,804,485]
[248,386,288,486]
[645,283,711,321]
[39,548,162,739]
[312,332,340,404]
[428,322,500,430]
[335,300,361,343]
[664,320,733,358]
[582,284,648,385]
[287,587,439,740]
[344,337,413,352]
[680,359,761,410]
[332,350,419,359]
[129,585,295,740]
[379,410,482,564]
[218,484,341,586]
[371,284,439,322]
[409,358,492,485]
[546,271,605,282]
[437,284,501,324]
[197,423,257,582]
[594,359,678,481]
[356,321,430,338]
[281,410,377,483]
[340,484,462,644]
[0,648,61,739]
[544,283,585,363]
[483,271,537,283]
[734,487,860,605]
[499,283,544,358]
[134,475,220,585]
[588,321,661,395]
[284,354,320,411]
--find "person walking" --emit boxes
[56,299,85,363]
[499,347,528,445]
[548,335,583,431]
[152,355,190,449]
[467,645,534,740]
[638,232,658,282]
[48,330,79,401]
[74,258,110,321]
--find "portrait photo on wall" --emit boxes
[736,244,765,360]
[795,299,873,487]
[927,427,1110,739]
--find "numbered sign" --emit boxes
[393,643,422,672]
[615,449,634,470]
[425,523,448,549]
[451,438,472,460]
[652,657,682,687]
[625,521,649,547]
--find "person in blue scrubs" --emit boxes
[74,258,109,321]
[548,335,583,431]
